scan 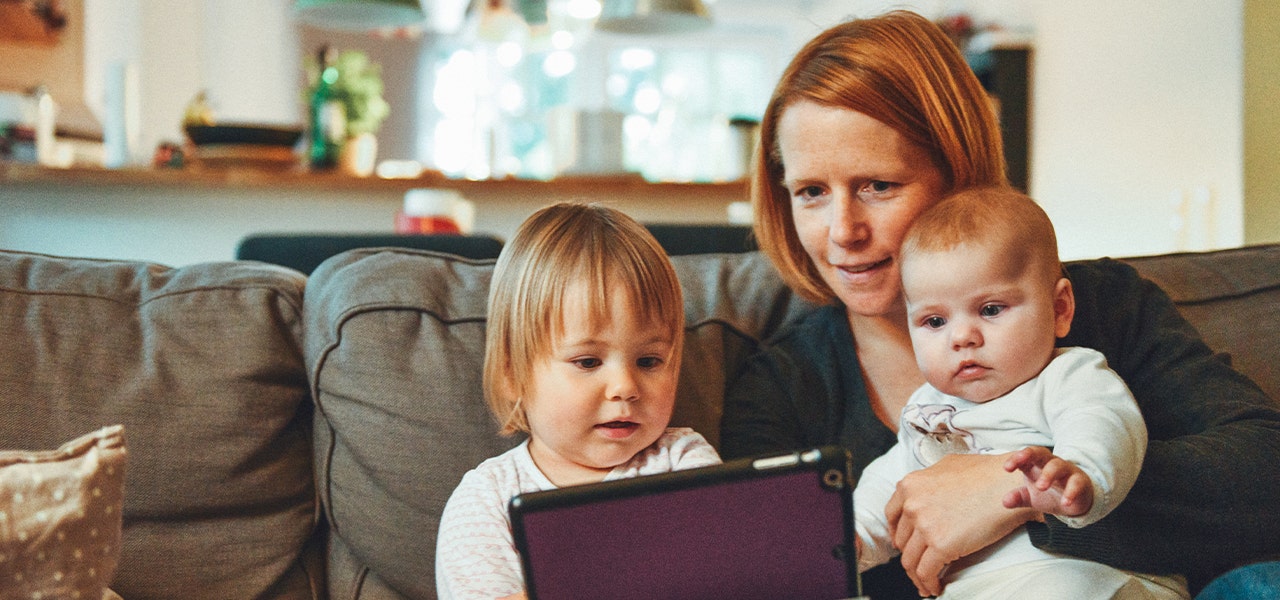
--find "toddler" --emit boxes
[435,202,721,600]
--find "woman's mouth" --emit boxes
[837,257,892,276]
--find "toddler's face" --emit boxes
[523,283,679,487]
[901,242,1071,402]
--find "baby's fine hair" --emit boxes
[482,202,685,435]
[901,186,1063,286]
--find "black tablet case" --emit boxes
[510,446,861,600]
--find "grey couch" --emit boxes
[2,243,1277,599]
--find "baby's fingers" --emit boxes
[1034,458,1072,491]
[1003,447,1044,473]
[1002,487,1031,510]
[1060,476,1093,514]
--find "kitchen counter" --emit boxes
[0,163,749,266]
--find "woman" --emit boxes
[720,10,1280,599]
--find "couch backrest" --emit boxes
[0,250,321,600]
[1120,244,1280,401]
[304,248,813,600]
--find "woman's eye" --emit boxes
[573,357,602,369]
[859,180,896,197]
[791,185,825,202]
[923,316,946,329]
[980,304,1004,317]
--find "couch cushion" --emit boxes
[1120,243,1280,400]
[304,248,811,599]
[0,250,320,600]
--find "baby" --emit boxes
[855,186,1188,599]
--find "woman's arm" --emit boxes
[884,452,1039,596]
[1036,259,1280,590]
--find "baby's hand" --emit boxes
[1001,446,1094,517]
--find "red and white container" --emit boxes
[395,188,475,235]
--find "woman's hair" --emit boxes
[901,186,1062,288]
[482,202,685,435]
[752,10,1008,303]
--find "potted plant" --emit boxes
[305,48,390,176]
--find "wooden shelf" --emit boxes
[0,162,748,197]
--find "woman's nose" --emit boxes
[828,195,870,248]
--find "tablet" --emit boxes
[509,446,864,600]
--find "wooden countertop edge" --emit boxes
[0,163,750,195]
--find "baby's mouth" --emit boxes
[955,361,988,379]
[597,420,638,430]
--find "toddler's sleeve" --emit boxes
[436,470,527,600]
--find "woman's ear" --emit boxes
[1053,277,1075,338]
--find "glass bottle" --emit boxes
[308,45,346,170]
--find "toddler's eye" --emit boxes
[980,304,1005,317]
[924,316,946,329]
[573,357,602,369]
[637,356,664,369]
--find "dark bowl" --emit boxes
[184,123,304,147]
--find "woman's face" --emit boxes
[777,101,948,318]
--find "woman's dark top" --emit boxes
[721,258,1280,596]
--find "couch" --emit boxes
[2,242,1277,599]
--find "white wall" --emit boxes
[82,0,300,163]
[1029,1,1244,259]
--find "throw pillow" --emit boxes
[0,425,126,600]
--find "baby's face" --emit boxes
[901,242,1071,402]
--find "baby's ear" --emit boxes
[1053,277,1075,338]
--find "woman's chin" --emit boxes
[837,290,907,321]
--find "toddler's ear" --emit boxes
[1053,277,1075,338]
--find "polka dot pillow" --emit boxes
[0,425,126,600]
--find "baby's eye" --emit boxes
[980,304,1005,317]
[637,356,664,370]
[923,316,946,329]
[573,357,602,369]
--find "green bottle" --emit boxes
[308,45,345,170]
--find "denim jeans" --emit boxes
[1197,562,1280,599]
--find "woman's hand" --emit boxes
[885,452,1039,597]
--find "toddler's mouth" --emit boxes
[595,420,639,438]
